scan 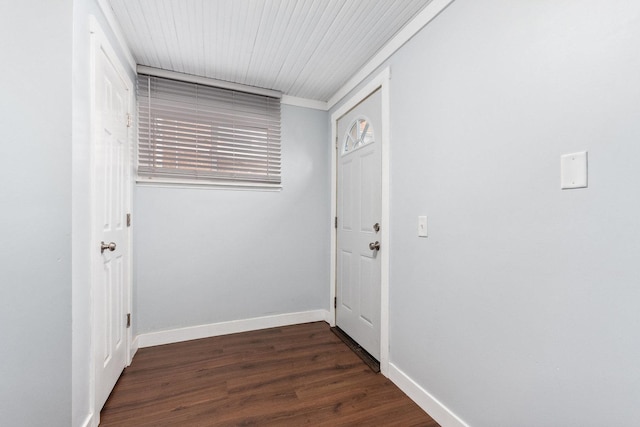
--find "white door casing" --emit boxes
[90,19,133,417]
[336,88,383,360]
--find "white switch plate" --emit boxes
[561,151,588,189]
[418,216,428,237]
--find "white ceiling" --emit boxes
[108,0,433,102]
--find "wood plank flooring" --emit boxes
[100,322,439,426]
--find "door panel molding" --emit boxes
[330,67,390,375]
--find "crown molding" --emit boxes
[281,95,328,111]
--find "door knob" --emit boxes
[101,241,117,254]
[369,241,380,251]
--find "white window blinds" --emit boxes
[137,74,281,185]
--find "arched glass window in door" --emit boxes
[342,117,374,155]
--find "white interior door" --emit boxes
[92,31,131,413]
[336,88,382,360]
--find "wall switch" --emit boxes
[418,216,428,237]
[561,151,588,189]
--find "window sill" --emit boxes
[136,176,282,191]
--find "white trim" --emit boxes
[281,95,328,111]
[137,310,330,348]
[79,413,95,427]
[380,69,391,375]
[135,176,281,191]
[96,0,136,71]
[88,17,100,424]
[327,0,455,109]
[136,70,328,111]
[330,67,391,375]
[129,335,139,362]
[389,363,470,427]
[137,65,282,99]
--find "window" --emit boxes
[137,74,281,187]
[342,117,374,155]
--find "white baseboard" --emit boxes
[389,363,470,427]
[129,335,139,363]
[137,310,330,348]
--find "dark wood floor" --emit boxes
[100,322,439,426]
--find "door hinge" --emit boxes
[334,297,337,309]
[126,113,132,128]
[126,213,131,227]
[334,217,338,229]
[126,313,131,328]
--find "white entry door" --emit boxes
[92,27,131,413]
[336,88,382,360]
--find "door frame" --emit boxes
[330,67,391,375]
[88,16,135,423]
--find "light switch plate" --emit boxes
[561,151,588,189]
[418,216,428,237]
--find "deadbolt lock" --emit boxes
[373,222,380,232]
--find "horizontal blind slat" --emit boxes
[137,74,281,185]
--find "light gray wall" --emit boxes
[0,1,73,425]
[72,1,136,425]
[331,1,640,426]
[134,104,330,335]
